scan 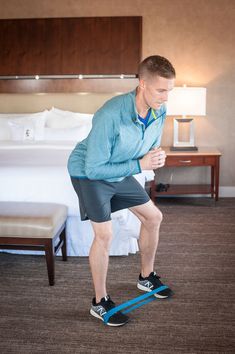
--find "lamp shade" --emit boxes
[166,87,206,116]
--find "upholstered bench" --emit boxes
[0,201,68,286]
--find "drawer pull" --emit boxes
[179,160,192,163]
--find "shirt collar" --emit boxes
[129,88,165,123]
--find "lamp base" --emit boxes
[170,146,198,151]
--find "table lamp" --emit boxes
[166,86,207,151]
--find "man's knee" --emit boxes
[93,228,113,249]
[143,207,163,229]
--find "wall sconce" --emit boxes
[166,86,207,151]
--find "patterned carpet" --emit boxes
[0,197,234,353]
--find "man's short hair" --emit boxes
[138,55,176,80]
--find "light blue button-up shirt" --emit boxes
[67,89,166,182]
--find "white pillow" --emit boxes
[8,122,37,141]
[7,111,47,141]
[0,114,33,140]
[44,124,92,141]
[46,107,93,129]
[52,107,93,119]
[0,118,12,140]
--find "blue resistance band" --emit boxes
[103,285,168,324]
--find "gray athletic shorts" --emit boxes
[70,176,150,222]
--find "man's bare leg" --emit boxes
[89,220,113,303]
[129,200,163,277]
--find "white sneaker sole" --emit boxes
[137,283,168,298]
[90,308,128,327]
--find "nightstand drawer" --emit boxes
[165,156,205,166]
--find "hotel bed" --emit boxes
[0,93,154,256]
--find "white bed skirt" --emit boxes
[66,215,139,256]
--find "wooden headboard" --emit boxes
[0,92,124,114]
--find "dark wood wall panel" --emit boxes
[0,17,142,76]
[0,78,139,93]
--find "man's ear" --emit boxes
[139,79,145,89]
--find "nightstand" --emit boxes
[150,147,221,201]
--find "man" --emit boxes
[68,55,175,327]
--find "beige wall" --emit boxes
[1,0,235,187]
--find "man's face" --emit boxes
[140,75,175,110]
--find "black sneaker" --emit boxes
[90,295,129,327]
[137,271,173,298]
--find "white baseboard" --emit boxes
[219,187,235,197]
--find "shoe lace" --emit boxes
[103,297,116,312]
[149,272,163,287]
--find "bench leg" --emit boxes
[45,239,55,286]
[61,227,67,262]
